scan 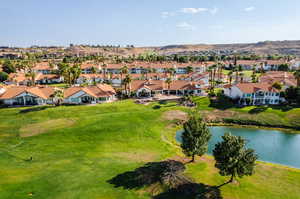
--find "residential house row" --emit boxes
[0,79,206,106]
[0,84,116,106]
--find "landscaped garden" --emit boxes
[0,100,300,199]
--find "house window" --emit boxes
[71,98,79,103]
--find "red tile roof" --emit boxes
[130,80,202,91]
[235,83,279,93]
[0,86,55,99]
[64,84,116,98]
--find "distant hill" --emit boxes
[151,40,300,56]
[5,40,300,57]
[79,40,300,57]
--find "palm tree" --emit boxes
[102,63,107,81]
[70,64,82,85]
[210,65,217,88]
[207,67,213,90]
[251,70,257,83]
[24,56,37,86]
[234,67,239,84]
[294,70,300,87]
[186,66,194,74]
[168,68,176,80]
[228,71,233,85]
[123,74,132,95]
[260,62,265,73]
[120,65,129,83]
[165,77,172,95]
[91,66,97,74]
[25,70,36,86]
[145,67,151,80]
[50,88,64,106]
[239,73,245,83]
[216,62,222,81]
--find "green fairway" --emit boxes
[0,100,299,199]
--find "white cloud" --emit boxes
[176,22,196,30]
[161,11,176,18]
[181,8,208,14]
[210,7,219,15]
[244,6,255,12]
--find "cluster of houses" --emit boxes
[1,59,299,107]
[0,79,206,106]
[0,84,116,106]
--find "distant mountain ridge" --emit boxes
[153,40,300,56]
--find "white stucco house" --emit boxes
[63,84,116,104]
[130,80,204,98]
[224,83,283,106]
[0,86,55,106]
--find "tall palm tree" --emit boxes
[239,73,245,83]
[260,62,265,73]
[168,68,176,80]
[234,67,239,84]
[50,88,64,106]
[207,67,213,89]
[25,70,36,86]
[210,64,217,88]
[91,66,97,74]
[102,63,107,81]
[216,62,221,81]
[70,64,82,85]
[186,66,194,74]
[120,65,129,83]
[165,77,172,95]
[123,74,132,95]
[24,55,37,86]
[294,70,300,87]
[145,67,151,80]
[228,71,233,85]
[251,70,257,83]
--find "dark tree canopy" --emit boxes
[181,113,211,162]
[0,71,8,82]
[2,60,16,74]
[213,133,258,183]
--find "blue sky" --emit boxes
[1,0,300,47]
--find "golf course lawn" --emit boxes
[0,100,299,199]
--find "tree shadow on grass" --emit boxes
[248,106,268,114]
[108,160,223,199]
[153,183,222,199]
[269,105,296,112]
[208,96,237,110]
[19,106,55,114]
[107,160,188,190]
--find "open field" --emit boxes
[0,100,300,199]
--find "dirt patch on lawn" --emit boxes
[162,110,188,121]
[19,119,76,137]
[115,152,158,163]
[201,110,238,122]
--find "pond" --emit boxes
[176,126,300,169]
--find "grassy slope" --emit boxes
[193,96,300,130]
[0,101,299,199]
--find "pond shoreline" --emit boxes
[175,126,300,169]
[207,122,300,134]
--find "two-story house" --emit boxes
[224,83,282,105]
